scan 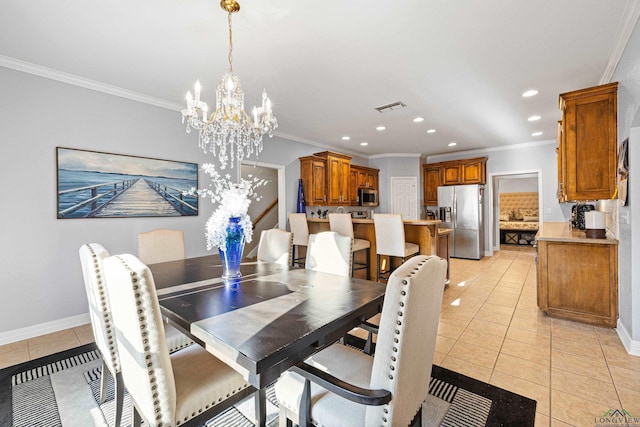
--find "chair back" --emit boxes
[79,243,120,375]
[288,213,310,246]
[373,214,406,257]
[366,255,447,426]
[257,228,293,265]
[137,229,185,264]
[328,213,354,238]
[103,254,177,426]
[305,231,352,277]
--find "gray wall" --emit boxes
[612,18,640,348]
[369,155,423,215]
[0,66,345,341]
[499,177,539,193]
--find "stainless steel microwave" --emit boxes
[358,188,378,206]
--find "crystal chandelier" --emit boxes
[182,0,277,169]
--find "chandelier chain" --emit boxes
[227,12,233,73]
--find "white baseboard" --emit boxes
[0,313,90,346]
[616,319,640,356]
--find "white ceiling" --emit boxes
[1,0,637,157]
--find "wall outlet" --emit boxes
[545,208,552,214]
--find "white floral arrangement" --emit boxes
[186,163,266,251]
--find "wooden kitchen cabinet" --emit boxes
[536,223,618,327]
[462,159,485,184]
[299,155,327,206]
[558,82,617,202]
[423,165,441,205]
[442,164,461,185]
[422,157,487,205]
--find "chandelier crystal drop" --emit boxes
[181,0,277,169]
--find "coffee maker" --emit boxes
[571,203,595,230]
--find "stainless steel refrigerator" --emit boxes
[437,184,484,260]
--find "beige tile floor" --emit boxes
[1,247,639,426]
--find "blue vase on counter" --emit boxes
[219,216,245,290]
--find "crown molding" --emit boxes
[0,55,184,111]
[427,139,556,162]
[368,153,423,159]
[600,0,640,84]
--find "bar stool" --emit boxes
[328,213,371,279]
[373,214,419,282]
[288,213,309,267]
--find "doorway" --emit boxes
[239,161,286,257]
[487,169,542,256]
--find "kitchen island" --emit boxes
[536,222,618,327]
[306,218,442,280]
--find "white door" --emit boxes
[390,177,418,219]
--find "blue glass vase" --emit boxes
[219,216,245,289]
[297,179,306,213]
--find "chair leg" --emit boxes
[114,372,124,427]
[376,254,381,282]
[366,247,370,280]
[99,360,109,404]
[132,406,142,427]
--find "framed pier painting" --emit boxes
[56,147,199,219]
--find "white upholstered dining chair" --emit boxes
[78,243,193,427]
[257,228,294,265]
[102,253,252,427]
[305,231,353,277]
[275,255,447,427]
[137,228,185,264]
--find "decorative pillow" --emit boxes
[523,215,539,222]
[499,209,512,221]
[518,208,538,218]
[513,209,524,220]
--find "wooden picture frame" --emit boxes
[56,147,198,218]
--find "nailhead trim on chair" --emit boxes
[86,244,120,372]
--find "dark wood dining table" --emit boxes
[149,255,386,427]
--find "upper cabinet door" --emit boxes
[442,165,461,185]
[559,82,617,201]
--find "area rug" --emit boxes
[1,343,536,426]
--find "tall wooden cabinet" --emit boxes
[299,155,327,205]
[557,82,617,202]
[422,157,487,205]
[315,151,351,205]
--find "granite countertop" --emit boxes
[536,222,618,245]
[306,217,441,225]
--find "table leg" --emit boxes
[254,388,267,426]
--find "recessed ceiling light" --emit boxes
[528,115,541,121]
[427,129,437,134]
[531,131,543,136]
[413,117,424,123]
[448,142,457,147]
[522,89,539,97]
[360,142,368,146]
[376,126,386,131]
[341,136,350,140]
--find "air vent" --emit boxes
[374,101,407,113]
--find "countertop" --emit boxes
[306,218,441,225]
[536,222,618,245]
